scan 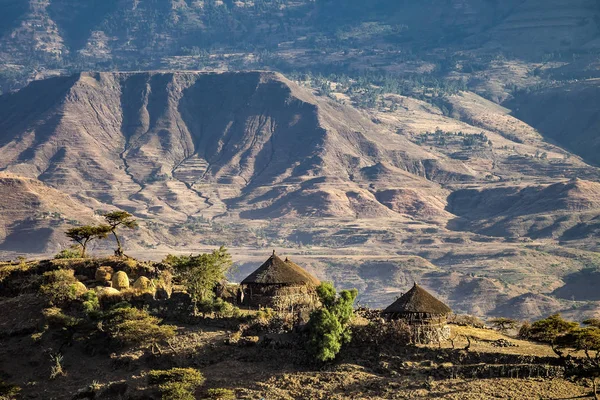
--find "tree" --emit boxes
[527,315,600,399]
[65,225,111,258]
[489,317,518,333]
[522,313,578,344]
[306,282,358,362]
[555,326,600,399]
[164,247,233,309]
[103,211,138,256]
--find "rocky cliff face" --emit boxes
[0,71,461,224]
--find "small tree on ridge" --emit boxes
[103,211,138,256]
[65,225,111,258]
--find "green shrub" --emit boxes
[82,291,100,315]
[255,307,275,323]
[39,269,82,306]
[102,303,176,348]
[43,307,81,328]
[54,245,82,259]
[148,368,204,400]
[206,388,236,400]
[197,298,240,318]
[307,282,358,362]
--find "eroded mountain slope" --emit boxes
[0,71,464,224]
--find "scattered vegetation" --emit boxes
[148,368,205,400]
[206,388,236,400]
[49,353,66,380]
[54,245,82,259]
[0,380,21,399]
[100,303,176,350]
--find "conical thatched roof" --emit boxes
[241,251,320,286]
[383,283,451,315]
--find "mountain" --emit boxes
[0,71,461,224]
[1,70,600,320]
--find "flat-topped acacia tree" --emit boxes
[103,211,138,256]
[65,225,111,258]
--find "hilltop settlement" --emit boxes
[1,226,599,399]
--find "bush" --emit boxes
[148,368,204,400]
[307,282,358,362]
[197,298,240,318]
[54,245,82,259]
[82,290,100,315]
[39,269,83,306]
[101,303,176,348]
[518,321,531,338]
[206,388,236,400]
[43,307,81,328]
[255,307,276,324]
[0,380,21,399]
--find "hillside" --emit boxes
[0,71,457,223]
[0,257,595,400]
[507,79,600,166]
[0,173,100,253]
[447,179,600,241]
[0,71,600,320]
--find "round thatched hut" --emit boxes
[383,283,452,343]
[240,251,320,310]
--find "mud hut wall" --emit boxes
[241,283,318,309]
[387,312,448,325]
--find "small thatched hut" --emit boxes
[383,283,452,343]
[240,251,320,310]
